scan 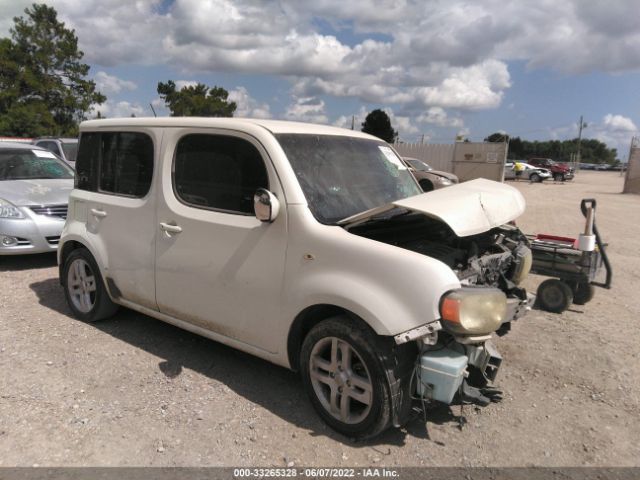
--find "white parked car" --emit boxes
[58,118,532,438]
[504,162,552,182]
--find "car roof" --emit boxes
[0,141,49,151]
[33,137,78,143]
[80,117,377,139]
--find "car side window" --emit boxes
[75,133,100,191]
[75,132,154,197]
[173,134,269,215]
[99,132,154,197]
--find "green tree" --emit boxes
[484,131,618,164]
[0,4,105,136]
[484,132,509,143]
[361,109,397,143]
[157,80,236,117]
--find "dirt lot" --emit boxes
[1,171,639,467]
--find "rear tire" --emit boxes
[537,279,573,313]
[300,316,393,439]
[62,248,119,322]
[571,282,595,305]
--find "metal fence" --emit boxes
[392,142,455,172]
[623,137,640,194]
[393,141,508,182]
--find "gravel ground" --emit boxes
[0,170,639,467]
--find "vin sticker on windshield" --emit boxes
[32,149,57,159]
[378,146,407,170]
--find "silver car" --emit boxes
[504,162,552,182]
[0,142,74,255]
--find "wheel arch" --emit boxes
[58,239,114,298]
[287,304,376,371]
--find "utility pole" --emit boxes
[351,115,355,130]
[577,115,586,165]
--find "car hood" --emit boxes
[338,178,526,237]
[0,179,74,206]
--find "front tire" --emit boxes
[300,317,393,439]
[530,173,541,183]
[62,248,119,322]
[537,278,573,313]
[553,172,564,182]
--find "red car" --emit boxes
[527,158,574,182]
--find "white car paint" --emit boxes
[59,118,524,368]
[340,178,525,237]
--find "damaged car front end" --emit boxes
[277,132,531,437]
[340,178,532,414]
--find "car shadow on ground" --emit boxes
[30,277,468,447]
[0,252,57,272]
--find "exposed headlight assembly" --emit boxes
[440,288,507,335]
[0,198,24,219]
[510,245,532,285]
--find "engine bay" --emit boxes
[346,210,531,290]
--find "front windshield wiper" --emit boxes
[337,206,411,227]
[369,207,411,221]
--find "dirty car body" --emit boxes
[58,118,531,438]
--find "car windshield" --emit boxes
[0,149,74,180]
[277,134,421,224]
[61,142,78,162]
[407,159,432,171]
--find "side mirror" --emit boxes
[254,188,280,223]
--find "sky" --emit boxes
[1,0,639,160]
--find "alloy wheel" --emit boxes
[309,337,373,424]
[67,258,97,313]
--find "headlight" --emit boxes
[0,198,24,219]
[438,177,452,185]
[440,288,507,335]
[510,245,532,285]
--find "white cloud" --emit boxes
[228,87,272,119]
[383,108,419,137]
[91,100,147,119]
[417,107,464,128]
[94,71,137,95]
[5,0,640,130]
[175,80,199,90]
[603,114,638,132]
[285,97,328,124]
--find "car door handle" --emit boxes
[159,222,183,234]
[90,208,107,218]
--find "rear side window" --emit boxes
[174,134,268,214]
[76,132,154,197]
[76,133,100,190]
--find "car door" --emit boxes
[154,129,287,354]
[75,130,158,310]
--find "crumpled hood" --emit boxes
[339,178,526,237]
[0,179,74,206]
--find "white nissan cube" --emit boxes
[59,118,532,439]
